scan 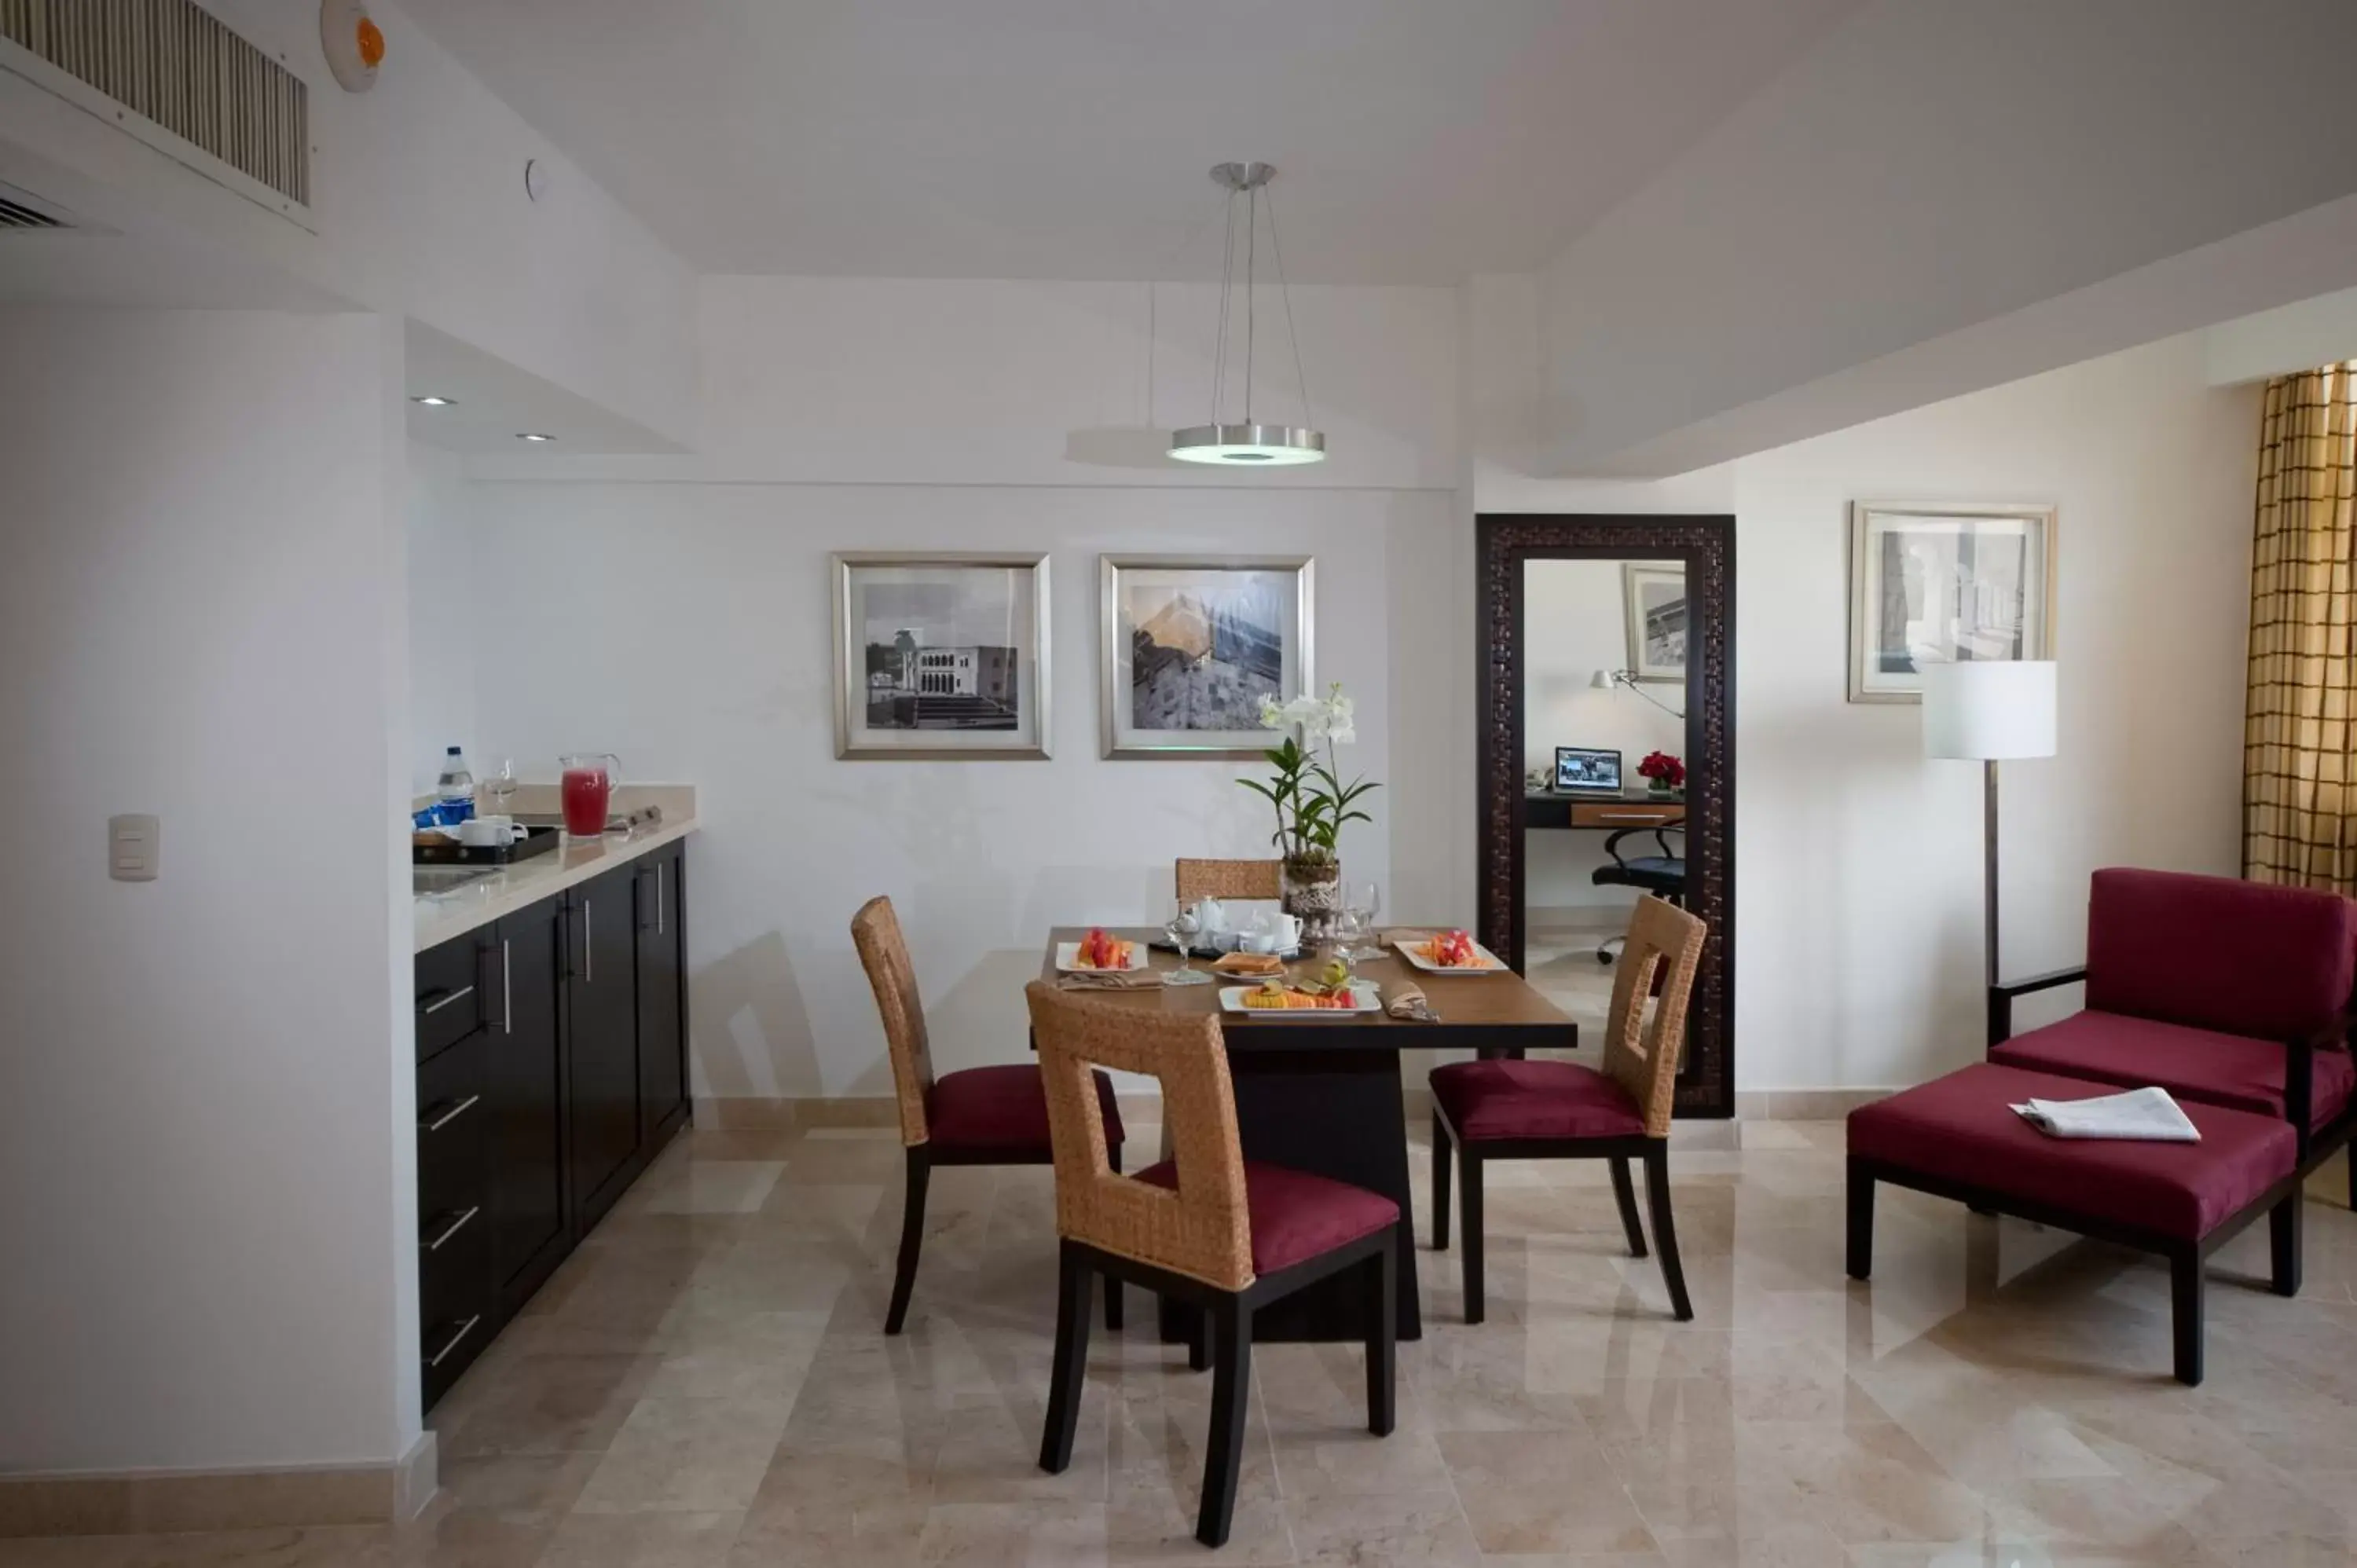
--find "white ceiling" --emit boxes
[398,0,1862,284]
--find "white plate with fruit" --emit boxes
[1219,979,1383,1016]
[1395,929,1508,974]
[1057,929,1150,973]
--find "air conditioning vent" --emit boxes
[0,0,310,213]
[0,185,68,228]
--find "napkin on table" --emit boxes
[1385,982,1434,1021]
[1058,970,1164,991]
[2010,1086,2200,1142]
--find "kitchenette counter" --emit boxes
[412,786,698,954]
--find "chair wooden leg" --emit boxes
[1197,1295,1253,1548]
[1104,1142,1124,1333]
[1430,1108,1451,1251]
[1187,1309,1211,1372]
[1642,1145,1693,1321]
[2347,1142,2355,1211]
[884,1148,930,1335]
[1846,1160,1874,1281]
[2270,1192,2303,1299]
[1365,1236,1396,1437]
[1459,1144,1485,1325]
[2170,1250,2205,1387]
[1039,1242,1094,1472]
[1608,1156,1648,1258]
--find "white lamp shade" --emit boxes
[1921,661,2058,760]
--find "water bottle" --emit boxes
[435,746,476,823]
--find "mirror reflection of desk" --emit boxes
[1524,791,1685,831]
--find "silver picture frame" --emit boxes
[1099,554,1314,760]
[832,551,1052,759]
[1846,502,2058,704]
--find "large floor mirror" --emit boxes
[1475,514,1736,1117]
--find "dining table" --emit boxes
[1036,925,1579,1343]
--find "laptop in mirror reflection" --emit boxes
[1553,746,1622,793]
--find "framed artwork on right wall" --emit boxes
[1847,502,2058,704]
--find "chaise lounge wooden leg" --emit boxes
[1609,1156,1649,1258]
[1197,1295,1253,1548]
[2270,1191,2303,1299]
[1846,1159,1874,1280]
[2169,1250,2204,1387]
[1104,1141,1124,1332]
[1039,1242,1094,1471]
[1643,1144,1693,1321]
[885,1148,931,1335]
[1430,1109,1451,1251]
[1459,1143,1485,1324]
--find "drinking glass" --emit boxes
[1344,881,1383,960]
[1164,904,1211,986]
[483,758,519,817]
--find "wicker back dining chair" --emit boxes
[852,897,1124,1335]
[1429,895,1706,1323]
[1025,980,1398,1548]
[1175,858,1284,903]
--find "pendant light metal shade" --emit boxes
[1170,162,1325,467]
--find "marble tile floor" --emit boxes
[6,1122,2355,1566]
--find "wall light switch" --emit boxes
[109,814,159,882]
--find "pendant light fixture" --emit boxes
[1169,162,1325,467]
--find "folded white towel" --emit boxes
[2011,1086,2200,1143]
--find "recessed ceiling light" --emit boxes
[516,432,555,442]
[409,394,457,407]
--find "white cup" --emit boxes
[459,815,520,848]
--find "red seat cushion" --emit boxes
[1848,1062,2297,1240]
[1991,1010,2355,1134]
[2084,867,2356,1040]
[1135,1159,1398,1277]
[926,1064,1124,1154]
[1428,1058,1646,1142]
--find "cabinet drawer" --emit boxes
[419,1198,493,1407]
[1568,803,1684,829]
[418,1029,490,1222]
[416,935,489,1063]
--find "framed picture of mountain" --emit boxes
[832,551,1050,758]
[1099,555,1314,758]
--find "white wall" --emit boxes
[1472,269,2261,1090]
[1522,559,1688,913]
[0,309,415,1471]
[408,441,477,794]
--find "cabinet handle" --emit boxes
[584,900,593,984]
[420,1094,480,1134]
[500,939,512,1035]
[419,984,475,1016]
[425,1314,481,1368]
[423,1205,479,1252]
[658,861,665,938]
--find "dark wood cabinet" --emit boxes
[568,861,643,1229]
[415,838,691,1412]
[636,848,687,1142]
[488,898,567,1313]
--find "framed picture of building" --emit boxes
[1846,503,2057,703]
[1622,562,1687,683]
[831,552,1050,758]
[1099,555,1314,759]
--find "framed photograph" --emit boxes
[1622,562,1687,683]
[1847,503,2057,704]
[1100,555,1314,759]
[832,552,1050,758]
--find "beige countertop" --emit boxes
[412,786,697,954]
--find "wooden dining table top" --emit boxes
[1037,926,1576,1045]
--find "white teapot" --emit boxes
[1241,909,1304,954]
[1189,897,1229,936]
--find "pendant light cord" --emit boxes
[1263,185,1313,432]
[1211,189,1238,427]
[1244,185,1258,425]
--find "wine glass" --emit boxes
[1164,903,1211,986]
[1343,881,1382,961]
[483,758,519,818]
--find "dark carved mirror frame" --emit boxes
[1476,514,1736,1118]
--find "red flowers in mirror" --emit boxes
[1638,751,1685,792]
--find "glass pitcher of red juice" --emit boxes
[558,753,620,837]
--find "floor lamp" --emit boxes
[1922,661,2058,1034]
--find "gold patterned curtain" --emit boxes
[2245,362,2357,890]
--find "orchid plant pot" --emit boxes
[1282,856,1343,939]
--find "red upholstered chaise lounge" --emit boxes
[1986,867,2357,1202]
